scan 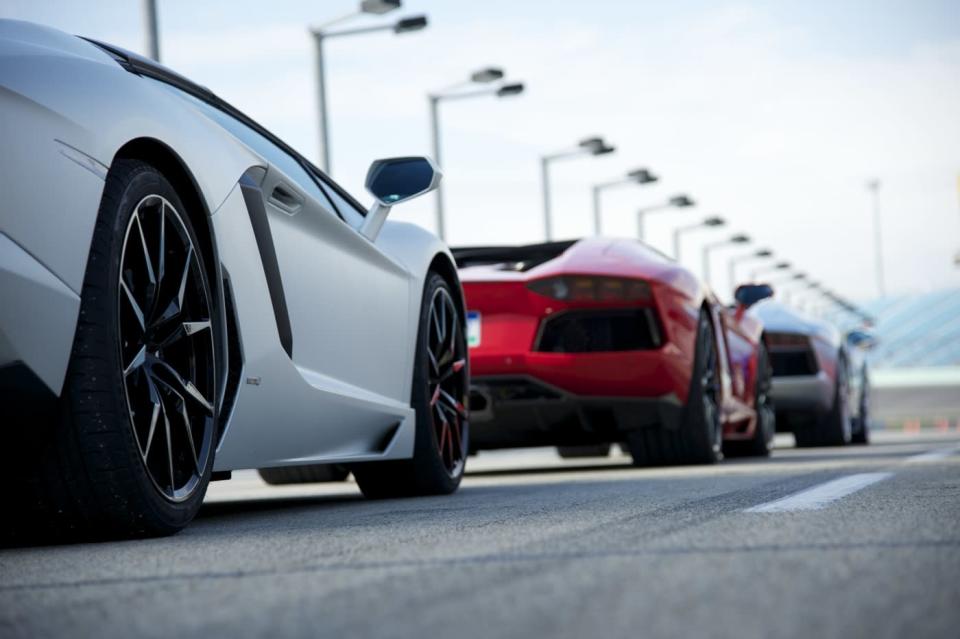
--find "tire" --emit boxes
[724,341,775,458]
[795,353,852,448]
[258,464,349,485]
[4,160,218,542]
[557,444,612,459]
[851,370,870,445]
[352,273,468,498]
[626,310,723,466]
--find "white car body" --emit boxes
[0,20,463,473]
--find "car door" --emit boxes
[169,89,418,465]
[256,163,413,402]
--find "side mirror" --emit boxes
[846,330,878,351]
[734,283,774,308]
[360,156,442,241]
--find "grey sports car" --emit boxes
[735,286,873,447]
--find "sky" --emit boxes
[5,0,960,302]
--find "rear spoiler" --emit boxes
[451,240,578,269]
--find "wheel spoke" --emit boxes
[177,396,201,474]
[142,401,161,461]
[438,388,467,418]
[427,347,440,376]
[177,246,194,310]
[439,358,466,383]
[152,358,214,416]
[134,213,156,289]
[124,345,147,377]
[120,280,146,331]
[160,395,175,496]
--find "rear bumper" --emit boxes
[469,375,683,450]
[770,372,833,414]
[0,232,80,397]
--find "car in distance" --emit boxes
[0,20,469,540]
[453,238,775,465]
[738,288,872,446]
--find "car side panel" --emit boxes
[209,184,416,471]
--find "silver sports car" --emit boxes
[0,20,469,540]
[735,285,872,447]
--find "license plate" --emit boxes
[466,311,481,348]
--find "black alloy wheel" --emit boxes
[426,285,469,478]
[118,194,216,503]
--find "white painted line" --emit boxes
[904,445,960,464]
[745,473,893,513]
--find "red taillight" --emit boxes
[527,276,652,303]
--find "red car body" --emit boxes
[455,238,770,460]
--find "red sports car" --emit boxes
[453,238,775,464]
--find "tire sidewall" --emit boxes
[409,272,468,493]
[76,160,215,532]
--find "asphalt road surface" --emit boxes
[2,431,958,639]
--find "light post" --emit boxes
[142,0,160,61]
[728,248,772,288]
[636,194,695,242]
[701,234,750,289]
[672,216,725,262]
[750,260,791,282]
[428,68,524,240]
[867,179,886,298]
[591,169,658,235]
[311,1,427,174]
[541,137,616,240]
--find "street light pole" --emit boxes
[428,71,523,240]
[867,179,886,297]
[636,194,694,242]
[701,234,750,289]
[672,216,725,263]
[541,137,615,240]
[311,3,427,174]
[142,0,160,61]
[591,169,658,235]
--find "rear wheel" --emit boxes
[353,273,468,498]
[795,353,852,447]
[557,444,612,459]
[724,341,775,458]
[627,310,723,466]
[5,160,218,541]
[258,464,350,485]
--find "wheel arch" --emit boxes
[428,251,467,326]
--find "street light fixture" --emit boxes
[635,194,695,242]
[701,234,750,288]
[311,1,428,174]
[728,248,773,288]
[672,215,725,262]
[591,168,659,235]
[750,260,791,281]
[541,137,616,240]
[428,68,526,240]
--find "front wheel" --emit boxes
[353,273,468,498]
[724,341,775,458]
[5,160,219,541]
